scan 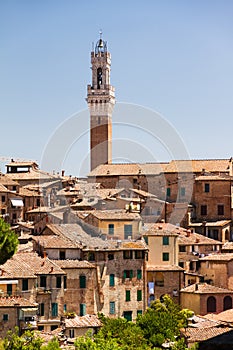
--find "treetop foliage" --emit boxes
[0,217,18,265]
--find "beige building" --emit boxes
[143,222,184,303]
[180,283,233,315]
[83,209,142,240]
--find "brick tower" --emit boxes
[87,33,115,171]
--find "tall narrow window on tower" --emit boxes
[86,32,115,171]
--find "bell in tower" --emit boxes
[86,33,115,171]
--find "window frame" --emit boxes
[162,252,169,262]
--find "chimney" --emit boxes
[186,230,191,237]
[62,170,65,177]
[49,266,54,273]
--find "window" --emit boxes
[39,303,45,316]
[124,224,132,239]
[51,325,58,331]
[12,186,17,191]
[80,303,86,316]
[51,303,58,317]
[64,304,67,312]
[224,296,232,311]
[56,276,61,288]
[155,272,164,286]
[108,224,114,235]
[204,183,210,193]
[109,301,115,314]
[123,311,132,321]
[109,274,115,287]
[7,284,12,296]
[126,290,131,301]
[88,252,95,261]
[64,276,67,289]
[137,269,142,280]
[59,250,65,260]
[166,188,171,197]
[22,279,28,291]
[66,328,74,339]
[36,198,40,207]
[137,290,142,301]
[40,276,47,288]
[162,252,169,262]
[163,236,169,245]
[180,187,185,196]
[123,250,133,259]
[137,310,142,316]
[1,195,6,203]
[207,296,216,313]
[218,205,224,216]
[108,253,114,260]
[135,250,144,259]
[12,213,17,220]
[80,275,86,289]
[3,314,8,321]
[144,236,148,244]
[124,270,133,279]
[179,246,186,252]
[38,326,44,331]
[201,205,207,216]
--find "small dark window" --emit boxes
[69,329,75,338]
[137,290,142,301]
[3,314,8,321]
[126,290,131,301]
[108,224,114,235]
[135,250,144,259]
[218,205,224,216]
[59,251,66,260]
[124,270,133,279]
[201,205,207,216]
[80,275,86,289]
[123,250,133,259]
[64,276,67,289]
[22,279,28,291]
[166,188,171,197]
[88,252,95,261]
[144,236,148,244]
[204,183,210,193]
[162,252,169,261]
[224,296,232,311]
[163,236,169,245]
[12,186,17,191]
[1,195,6,202]
[12,213,17,220]
[137,310,142,316]
[39,303,45,316]
[56,276,61,288]
[38,326,44,331]
[123,311,132,321]
[124,224,132,239]
[36,198,40,207]
[108,253,114,260]
[179,246,186,252]
[7,284,12,296]
[40,276,47,288]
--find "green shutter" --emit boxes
[163,236,169,245]
[80,275,86,288]
[40,303,45,316]
[52,303,58,317]
[80,303,86,316]
[137,269,142,279]
[109,301,115,314]
[166,187,171,197]
[109,274,115,287]
[130,270,133,278]
[126,290,131,301]
[137,290,142,301]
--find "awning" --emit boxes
[10,199,24,207]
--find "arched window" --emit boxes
[97,67,102,89]
[207,296,216,313]
[223,296,232,311]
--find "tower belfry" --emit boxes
[87,33,115,171]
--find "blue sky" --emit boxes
[1,0,233,176]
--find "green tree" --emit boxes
[0,218,18,265]
[41,337,60,350]
[3,328,43,350]
[137,295,193,348]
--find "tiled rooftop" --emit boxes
[200,253,233,262]
[180,283,233,294]
[52,260,95,269]
[178,231,222,245]
[87,209,141,220]
[88,162,168,177]
[184,326,233,343]
[143,222,180,236]
[165,159,232,173]
[65,314,102,328]
[0,296,38,307]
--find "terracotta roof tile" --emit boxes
[65,314,102,328]
[88,163,168,177]
[52,260,95,269]
[180,283,233,294]
[87,209,141,220]
[0,296,38,307]
[165,159,231,173]
[184,326,232,343]
[200,253,233,261]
